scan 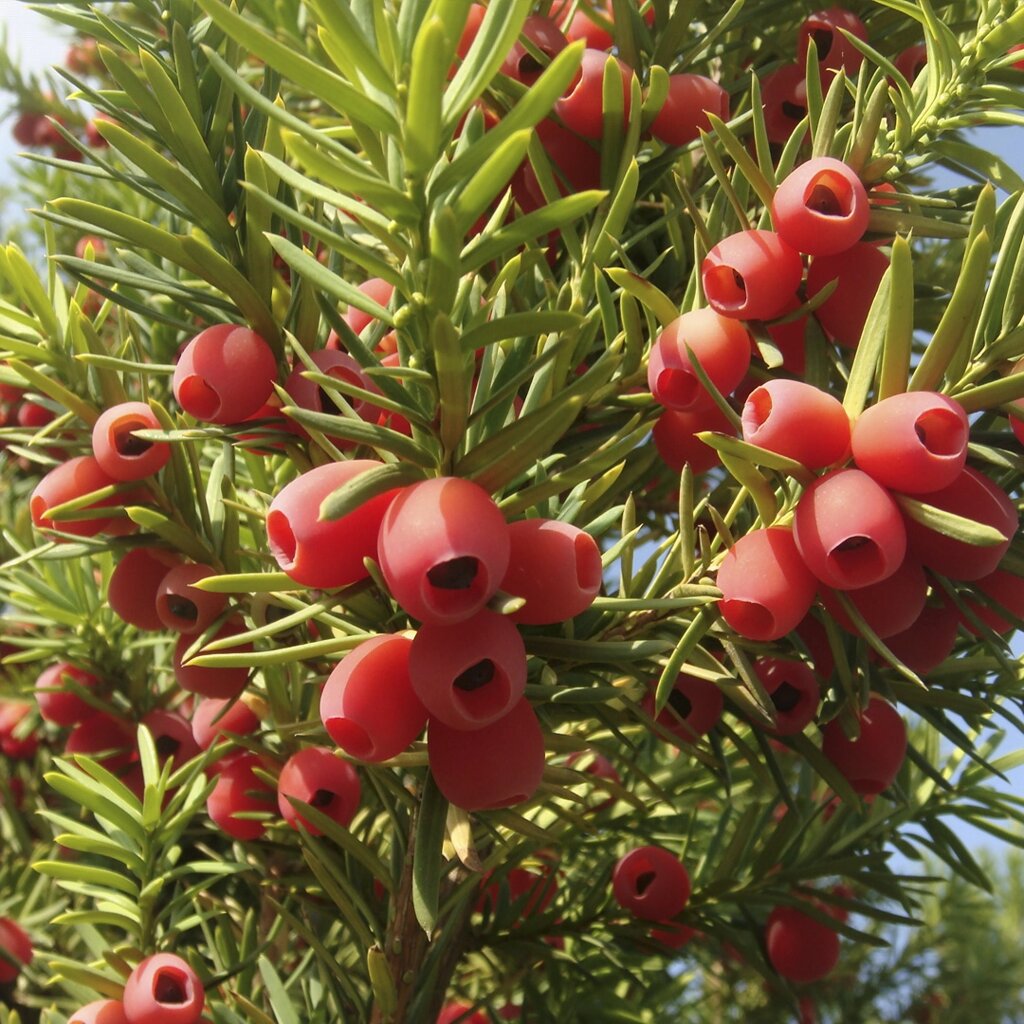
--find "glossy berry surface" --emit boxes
[35,661,98,726]
[500,519,603,624]
[30,455,121,538]
[122,952,205,1024]
[793,469,907,590]
[155,563,227,635]
[174,620,252,700]
[91,401,170,481]
[68,1001,129,1024]
[771,157,870,256]
[741,379,850,468]
[806,243,890,348]
[428,698,544,811]
[642,673,723,745]
[108,547,181,631]
[612,845,691,922]
[277,746,361,834]
[754,658,820,736]
[821,695,907,795]
[173,324,278,424]
[377,476,510,625]
[702,230,803,322]
[851,391,969,494]
[717,527,818,641]
[555,49,634,140]
[765,904,840,983]
[320,634,427,762]
[191,696,260,750]
[410,609,526,731]
[648,307,752,411]
[267,460,399,590]
[0,917,32,983]
[207,751,275,840]
[650,73,730,147]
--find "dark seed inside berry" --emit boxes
[668,690,693,720]
[782,101,806,121]
[834,535,870,553]
[772,682,803,713]
[115,423,152,457]
[311,788,336,809]
[454,659,495,692]
[427,556,479,590]
[808,184,842,216]
[166,595,198,622]
[154,970,188,1005]
[156,734,181,759]
[635,870,656,895]
[811,28,834,58]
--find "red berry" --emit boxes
[648,308,752,411]
[702,230,803,322]
[650,74,730,147]
[377,477,511,625]
[30,456,121,538]
[717,527,818,641]
[555,49,634,140]
[642,673,723,745]
[612,845,691,921]
[500,15,569,87]
[277,746,361,835]
[11,111,45,146]
[851,392,969,494]
[173,324,278,424]
[410,609,526,731]
[155,563,228,635]
[0,918,32,983]
[68,1000,129,1024]
[283,348,383,439]
[141,709,201,771]
[91,401,170,481]
[819,555,928,639]
[427,698,545,811]
[797,6,868,79]
[191,696,260,750]
[108,548,182,631]
[267,460,400,590]
[894,42,928,83]
[882,597,960,676]
[741,379,850,468]
[35,661,98,726]
[320,634,427,762]
[753,658,819,736]
[760,63,808,144]
[806,243,890,349]
[765,904,840,983]
[771,157,870,256]
[793,468,907,590]
[123,952,205,1024]
[207,750,275,840]
[437,1004,488,1024]
[173,620,251,700]
[821,695,907,796]
[961,567,1024,636]
[652,403,735,474]
[902,466,1016,581]
[65,713,135,770]
[500,519,603,624]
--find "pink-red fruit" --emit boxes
[109,548,181,630]
[122,952,205,1024]
[173,324,277,424]
[155,563,227,635]
[500,519,603,624]
[717,527,818,641]
[555,49,633,140]
[771,157,869,256]
[68,1001,129,1024]
[793,469,907,590]
[649,74,729,147]
[277,746,361,834]
[766,904,840,983]
[320,634,427,762]
[821,696,907,795]
[648,308,752,411]
[612,845,691,921]
[702,230,803,322]
[91,401,170,480]
[428,698,545,811]
[0,918,32,983]
[267,460,399,590]
[377,477,511,625]
[35,661,98,726]
[851,392,969,494]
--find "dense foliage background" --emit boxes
[0,1,1022,1021]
